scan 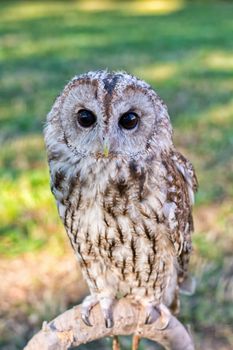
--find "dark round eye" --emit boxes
[77,109,96,128]
[119,112,139,130]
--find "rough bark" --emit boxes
[24,298,195,350]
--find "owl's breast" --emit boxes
[57,156,169,252]
[55,156,176,300]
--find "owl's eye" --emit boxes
[77,109,96,128]
[119,112,139,130]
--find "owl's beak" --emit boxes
[103,137,109,157]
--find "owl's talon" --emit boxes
[155,304,171,330]
[146,304,170,330]
[81,313,92,327]
[81,294,98,327]
[144,304,160,325]
[145,314,153,325]
[105,316,114,328]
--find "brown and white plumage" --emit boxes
[44,70,197,328]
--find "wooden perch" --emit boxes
[24,298,195,350]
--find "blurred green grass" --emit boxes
[0,1,233,349]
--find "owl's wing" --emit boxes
[171,151,198,206]
[164,150,198,292]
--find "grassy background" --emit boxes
[0,1,233,349]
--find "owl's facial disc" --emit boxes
[56,71,173,161]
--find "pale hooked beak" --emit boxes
[103,137,109,157]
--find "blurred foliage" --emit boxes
[0,0,232,349]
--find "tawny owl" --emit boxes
[44,70,197,329]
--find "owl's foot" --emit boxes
[99,295,114,328]
[81,294,98,327]
[145,303,171,330]
[81,294,114,328]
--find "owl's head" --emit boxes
[45,71,173,163]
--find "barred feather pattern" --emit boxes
[44,71,197,309]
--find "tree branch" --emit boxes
[24,298,195,350]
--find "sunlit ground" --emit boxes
[0,1,233,349]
